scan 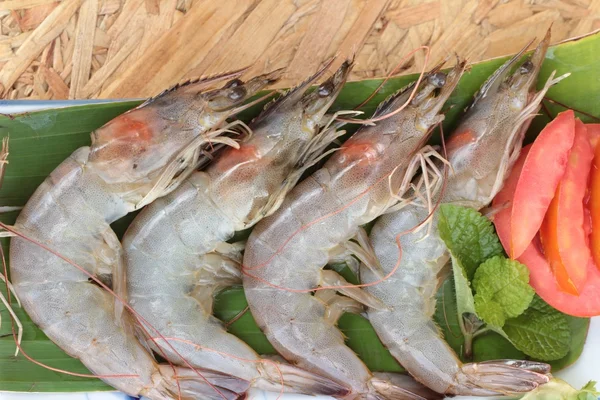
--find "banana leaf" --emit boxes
[1,31,599,392]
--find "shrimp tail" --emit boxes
[455,360,551,396]
[254,361,351,397]
[370,373,443,400]
[157,365,248,400]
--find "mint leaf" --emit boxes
[451,255,476,316]
[473,293,506,327]
[472,256,534,328]
[449,253,481,358]
[520,379,600,400]
[438,204,504,279]
[503,295,571,361]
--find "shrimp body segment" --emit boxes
[122,62,354,397]
[242,63,465,399]
[363,33,562,396]
[8,72,275,400]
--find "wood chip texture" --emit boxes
[0,0,598,99]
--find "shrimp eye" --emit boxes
[224,78,243,89]
[228,86,247,101]
[318,82,334,97]
[428,72,446,88]
[519,60,534,74]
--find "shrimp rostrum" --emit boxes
[121,60,355,398]
[363,32,564,396]
[242,60,466,399]
[7,71,278,400]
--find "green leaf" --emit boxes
[338,313,405,373]
[550,314,590,370]
[1,32,599,391]
[473,293,506,327]
[503,295,571,361]
[433,275,589,370]
[581,381,598,393]
[472,256,535,328]
[433,276,466,358]
[520,379,600,400]
[438,204,504,279]
[472,330,526,362]
[451,255,476,316]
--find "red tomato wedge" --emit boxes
[510,110,576,259]
[494,145,531,237]
[539,120,593,295]
[494,142,600,317]
[590,130,600,272]
[539,194,579,295]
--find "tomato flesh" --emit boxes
[510,110,576,259]
[494,142,600,317]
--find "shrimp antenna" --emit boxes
[337,46,432,125]
[543,97,600,122]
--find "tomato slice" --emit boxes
[494,145,531,241]
[590,131,600,272]
[510,110,576,259]
[494,142,600,317]
[539,192,579,295]
[539,120,593,295]
[494,144,530,258]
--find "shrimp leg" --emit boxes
[191,254,242,313]
[320,270,386,310]
[314,289,363,323]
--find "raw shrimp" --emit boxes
[7,70,277,400]
[122,61,354,397]
[242,61,465,399]
[362,33,564,396]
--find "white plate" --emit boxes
[1,102,599,399]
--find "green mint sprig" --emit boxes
[438,204,571,361]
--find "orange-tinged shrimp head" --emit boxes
[88,71,279,186]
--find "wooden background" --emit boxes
[0,0,598,100]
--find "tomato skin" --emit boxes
[510,110,576,259]
[494,142,600,317]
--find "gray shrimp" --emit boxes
[242,61,465,399]
[363,32,564,396]
[121,61,355,398]
[7,71,276,399]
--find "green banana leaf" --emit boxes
[1,31,599,392]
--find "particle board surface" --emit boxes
[0,0,598,99]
